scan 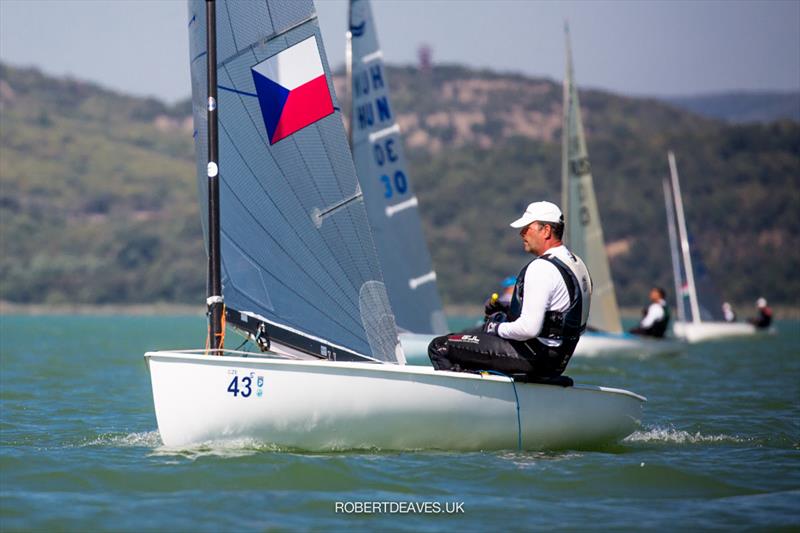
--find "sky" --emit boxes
[1,0,798,104]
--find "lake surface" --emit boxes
[1,315,797,531]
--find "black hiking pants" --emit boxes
[427,328,571,377]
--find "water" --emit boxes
[1,315,798,530]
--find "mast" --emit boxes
[206,0,224,350]
[662,177,685,324]
[345,0,354,148]
[561,20,571,227]
[667,151,701,324]
[345,28,353,147]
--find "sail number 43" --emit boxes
[226,371,264,398]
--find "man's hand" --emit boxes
[484,294,509,317]
[483,312,506,336]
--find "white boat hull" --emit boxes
[399,331,684,364]
[673,321,757,343]
[573,332,685,358]
[145,350,645,451]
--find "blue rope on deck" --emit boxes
[483,370,522,450]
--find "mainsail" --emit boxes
[188,0,403,363]
[347,0,447,335]
[663,178,686,324]
[666,151,724,323]
[561,24,623,334]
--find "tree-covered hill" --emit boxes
[1,63,798,310]
[663,91,800,123]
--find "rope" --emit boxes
[482,370,522,451]
[204,304,226,356]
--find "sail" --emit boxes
[188,0,403,363]
[666,153,725,322]
[662,178,686,324]
[690,237,726,321]
[347,0,447,335]
[561,24,623,334]
[667,151,702,324]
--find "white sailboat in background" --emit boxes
[143,0,645,451]
[346,0,448,363]
[561,24,683,358]
[664,151,757,343]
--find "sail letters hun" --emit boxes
[251,36,334,144]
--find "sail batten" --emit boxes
[561,24,623,334]
[189,0,402,362]
[348,0,447,335]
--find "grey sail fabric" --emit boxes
[692,248,725,321]
[561,24,623,334]
[666,153,724,323]
[348,0,447,335]
[663,178,686,324]
[187,0,403,363]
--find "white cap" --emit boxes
[510,201,564,228]
[757,297,767,308]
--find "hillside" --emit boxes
[1,63,798,310]
[662,91,800,123]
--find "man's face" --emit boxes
[520,222,547,255]
[649,289,660,302]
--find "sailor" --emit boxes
[748,297,773,329]
[629,287,670,338]
[428,201,592,379]
[722,302,736,323]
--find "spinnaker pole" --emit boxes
[206,0,224,351]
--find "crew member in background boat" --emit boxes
[629,287,670,338]
[429,201,592,379]
[722,302,736,323]
[748,297,773,329]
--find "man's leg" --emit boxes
[428,333,536,374]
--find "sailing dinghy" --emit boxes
[144,0,644,451]
[664,152,757,343]
[561,24,683,358]
[347,0,447,364]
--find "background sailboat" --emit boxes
[561,24,682,357]
[144,0,644,451]
[347,0,447,337]
[347,0,448,365]
[665,151,758,343]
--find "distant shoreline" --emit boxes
[0,301,204,316]
[2,301,797,320]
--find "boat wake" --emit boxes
[624,425,748,445]
[83,430,163,448]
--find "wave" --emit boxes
[624,425,748,445]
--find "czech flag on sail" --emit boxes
[251,36,334,144]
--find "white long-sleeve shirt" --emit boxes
[497,245,574,346]
[639,300,666,328]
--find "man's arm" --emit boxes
[496,262,555,341]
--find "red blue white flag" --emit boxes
[251,36,334,144]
